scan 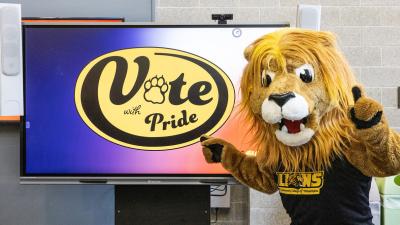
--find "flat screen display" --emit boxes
[22,24,287,178]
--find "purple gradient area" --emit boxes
[24,27,221,175]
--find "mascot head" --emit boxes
[241,28,357,171]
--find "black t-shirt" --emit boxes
[274,157,373,225]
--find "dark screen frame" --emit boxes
[20,23,290,179]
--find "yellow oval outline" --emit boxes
[75,47,235,150]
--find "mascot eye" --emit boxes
[261,70,275,87]
[295,64,314,83]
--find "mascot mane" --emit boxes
[240,28,357,172]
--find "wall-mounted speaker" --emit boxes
[296,4,321,31]
[0,4,23,116]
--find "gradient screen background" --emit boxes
[23,25,283,176]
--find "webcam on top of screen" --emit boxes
[212,14,233,25]
[0,3,23,116]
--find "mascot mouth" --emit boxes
[275,115,315,147]
[279,117,308,134]
[261,92,316,146]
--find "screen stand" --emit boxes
[115,185,210,225]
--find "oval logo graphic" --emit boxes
[75,48,235,150]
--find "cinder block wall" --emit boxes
[156,0,400,225]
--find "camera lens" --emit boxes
[232,28,242,38]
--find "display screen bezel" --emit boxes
[20,23,289,182]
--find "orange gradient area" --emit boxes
[195,107,258,173]
[0,116,20,122]
[216,107,258,152]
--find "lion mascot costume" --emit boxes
[201,28,400,225]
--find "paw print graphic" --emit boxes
[143,75,169,104]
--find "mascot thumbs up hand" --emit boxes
[201,28,400,225]
[350,86,383,129]
[348,85,400,177]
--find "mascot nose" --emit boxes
[269,92,295,107]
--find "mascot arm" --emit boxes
[201,136,278,194]
[349,86,400,176]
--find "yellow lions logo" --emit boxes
[276,171,324,195]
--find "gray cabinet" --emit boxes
[2,0,154,21]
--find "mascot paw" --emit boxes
[350,86,383,129]
[200,136,225,163]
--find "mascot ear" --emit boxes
[317,31,336,47]
[244,44,255,61]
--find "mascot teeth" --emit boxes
[261,92,315,146]
[278,117,308,134]
[276,116,314,146]
[275,126,315,147]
